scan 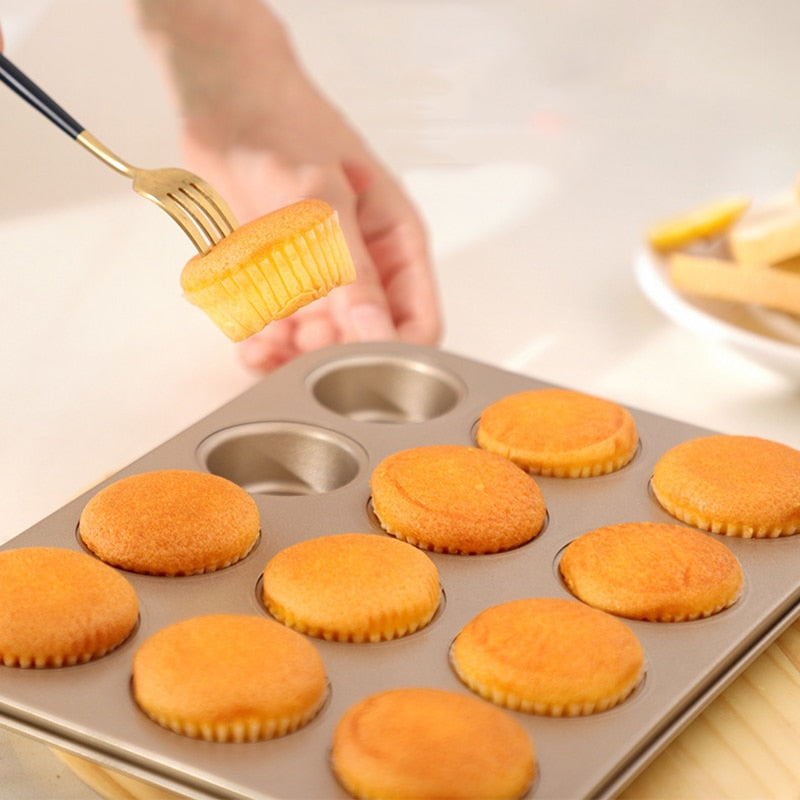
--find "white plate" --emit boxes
[634,247,800,378]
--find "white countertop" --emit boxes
[2,1,800,796]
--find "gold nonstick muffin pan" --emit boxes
[2,342,800,799]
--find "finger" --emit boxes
[327,196,399,343]
[238,318,298,372]
[351,171,442,345]
[292,301,340,352]
[362,210,442,346]
[388,262,443,345]
[328,274,398,342]
[341,159,375,196]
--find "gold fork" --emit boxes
[0,53,238,254]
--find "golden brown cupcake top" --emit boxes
[331,688,537,800]
[0,547,139,668]
[79,469,260,575]
[451,597,644,716]
[477,388,639,477]
[651,434,800,537]
[370,445,547,554]
[262,533,441,642]
[181,199,337,290]
[559,522,743,621]
[132,614,328,742]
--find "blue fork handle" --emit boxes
[0,52,83,139]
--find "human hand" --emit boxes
[132,0,442,371]
[181,103,442,372]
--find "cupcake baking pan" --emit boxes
[3,341,800,799]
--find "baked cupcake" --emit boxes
[79,469,260,575]
[559,522,743,621]
[261,533,441,642]
[331,688,536,800]
[651,435,800,537]
[450,597,644,716]
[370,445,546,554]
[0,547,139,668]
[132,614,328,742]
[181,199,356,341]
[476,388,639,477]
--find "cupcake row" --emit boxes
[196,385,641,496]
[196,385,800,543]
[0,509,748,666]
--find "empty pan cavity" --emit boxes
[308,355,465,422]
[197,422,367,495]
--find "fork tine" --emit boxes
[163,180,238,253]
[139,176,238,254]
[151,194,218,253]
[181,179,238,237]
